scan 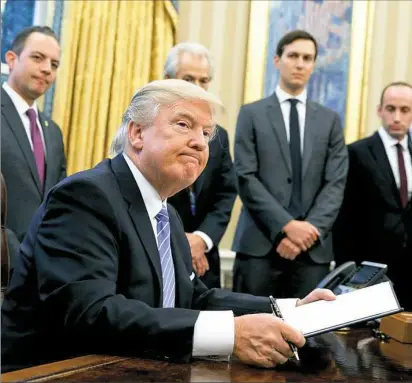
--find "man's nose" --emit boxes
[40,60,52,73]
[394,110,401,122]
[190,129,208,150]
[296,57,304,68]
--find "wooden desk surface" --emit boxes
[3,329,412,382]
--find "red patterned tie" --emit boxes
[396,143,408,208]
[26,108,45,189]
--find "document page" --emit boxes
[279,282,401,337]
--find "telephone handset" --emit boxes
[317,261,389,295]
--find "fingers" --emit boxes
[298,288,336,306]
[192,253,209,276]
[277,238,300,260]
[280,322,306,348]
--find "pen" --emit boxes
[269,295,300,361]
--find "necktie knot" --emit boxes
[288,98,299,107]
[26,108,37,122]
[155,205,169,223]
[396,143,403,152]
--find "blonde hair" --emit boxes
[110,79,223,156]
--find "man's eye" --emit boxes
[177,122,189,128]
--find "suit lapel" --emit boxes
[169,213,193,308]
[110,155,163,297]
[1,88,42,195]
[302,101,319,177]
[38,112,53,192]
[267,95,292,174]
[368,132,402,207]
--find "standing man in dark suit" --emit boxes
[1,79,335,372]
[164,42,237,288]
[1,26,67,262]
[232,30,348,298]
[333,82,412,310]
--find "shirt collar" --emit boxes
[122,153,165,220]
[378,126,408,151]
[276,85,307,105]
[2,82,39,118]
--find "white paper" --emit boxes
[279,282,400,336]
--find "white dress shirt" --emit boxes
[123,153,234,357]
[275,85,307,153]
[378,127,412,199]
[2,82,47,154]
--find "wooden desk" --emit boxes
[3,329,412,382]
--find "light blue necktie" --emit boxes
[155,205,175,307]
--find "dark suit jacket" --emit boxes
[333,132,412,266]
[168,127,237,285]
[1,88,66,260]
[1,155,270,373]
[232,93,348,263]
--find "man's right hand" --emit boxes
[282,220,319,251]
[233,314,305,368]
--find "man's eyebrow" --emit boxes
[31,51,60,65]
[172,111,196,121]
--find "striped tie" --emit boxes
[155,205,175,308]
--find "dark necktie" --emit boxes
[288,99,302,217]
[26,108,45,189]
[396,143,408,208]
[188,186,196,216]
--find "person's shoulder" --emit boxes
[241,94,273,111]
[348,134,374,151]
[308,100,339,119]
[38,111,62,132]
[48,159,114,199]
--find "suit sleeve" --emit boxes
[305,112,348,237]
[196,129,237,245]
[332,146,362,265]
[35,179,199,361]
[234,105,294,243]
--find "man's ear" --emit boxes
[5,51,17,71]
[377,104,383,119]
[273,55,280,69]
[128,121,144,150]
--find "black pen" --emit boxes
[269,295,300,361]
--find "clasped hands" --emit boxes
[186,233,209,277]
[276,220,320,260]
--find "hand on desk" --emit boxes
[233,314,305,368]
[186,233,209,277]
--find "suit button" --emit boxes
[287,178,292,184]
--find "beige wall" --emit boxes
[178,0,250,249]
[363,0,412,136]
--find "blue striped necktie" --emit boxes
[155,205,175,307]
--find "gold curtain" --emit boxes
[52,0,178,175]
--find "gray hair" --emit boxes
[110,79,223,156]
[164,42,215,80]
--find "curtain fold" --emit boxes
[52,0,177,175]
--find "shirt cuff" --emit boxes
[192,311,234,357]
[193,231,214,253]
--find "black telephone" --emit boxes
[317,261,389,295]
